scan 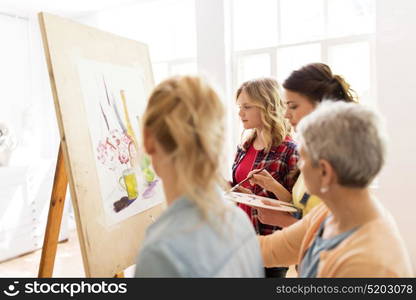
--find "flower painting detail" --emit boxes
[77,58,163,226]
[96,129,134,170]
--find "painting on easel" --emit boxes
[77,59,163,225]
[38,12,165,276]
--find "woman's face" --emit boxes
[298,146,321,195]
[237,90,263,130]
[283,89,316,130]
[143,129,164,178]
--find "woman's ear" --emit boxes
[143,128,156,155]
[318,159,336,187]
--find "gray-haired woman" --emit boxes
[259,101,413,277]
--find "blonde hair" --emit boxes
[236,78,290,151]
[142,76,226,220]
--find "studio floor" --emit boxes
[0,229,296,278]
[0,229,135,277]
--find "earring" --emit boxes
[320,186,329,193]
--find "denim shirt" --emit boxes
[299,217,358,278]
[135,195,264,277]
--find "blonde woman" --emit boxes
[231,78,299,277]
[260,101,413,277]
[134,76,264,277]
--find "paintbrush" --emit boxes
[230,161,273,192]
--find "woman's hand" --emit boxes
[248,169,280,193]
[233,185,253,194]
[257,199,298,228]
[246,169,292,203]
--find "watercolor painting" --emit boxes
[77,58,163,226]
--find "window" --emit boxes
[91,0,197,85]
[279,0,325,44]
[152,60,197,84]
[276,43,321,83]
[236,53,271,85]
[0,15,29,150]
[327,0,375,38]
[328,41,371,102]
[232,0,375,148]
[233,0,278,51]
[232,0,375,104]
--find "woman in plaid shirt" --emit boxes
[232,78,299,278]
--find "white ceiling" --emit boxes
[0,0,153,18]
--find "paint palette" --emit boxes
[224,192,298,213]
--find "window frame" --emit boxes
[231,0,376,148]
[233,34,375,98]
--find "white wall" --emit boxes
[376,0,416,271]
[0,14,69,262]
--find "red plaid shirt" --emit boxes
[232,135,299,235]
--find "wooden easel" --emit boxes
[37,12,162,278]
[37,144,124,278]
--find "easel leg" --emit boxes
[38,144,68,277]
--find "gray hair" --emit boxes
[296,101,387,188]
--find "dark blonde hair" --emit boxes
[236,78,290,151]
[142,76,226,219]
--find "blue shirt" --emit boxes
[135,195,264,277]
[299,217,358,278]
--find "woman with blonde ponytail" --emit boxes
[135,76,264,277]
[231,78,300,278]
